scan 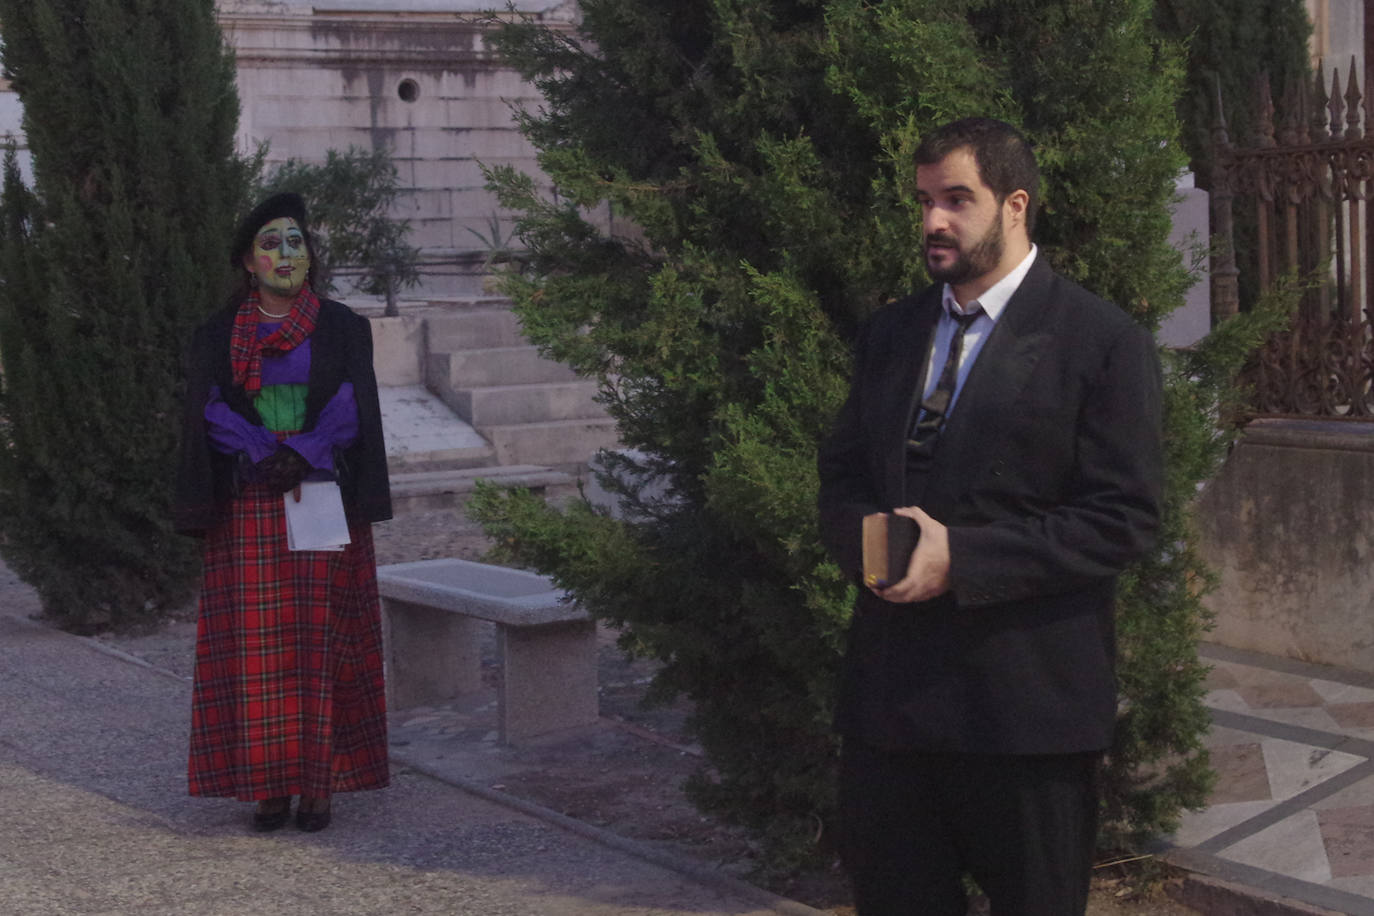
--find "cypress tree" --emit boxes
[0,0,252,630]
[1155,0,1312,178]
[469,0,1288,866]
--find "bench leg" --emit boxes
[497,618,599,743]
[382,597,484,711]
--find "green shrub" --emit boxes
[467,0,1280,865]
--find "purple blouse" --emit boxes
[204,323,360,474]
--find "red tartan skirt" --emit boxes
[188,482,389,800]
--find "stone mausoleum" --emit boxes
[0,0,616,485]
[1,0,580,300]
[222,0,578,299]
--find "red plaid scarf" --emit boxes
[230,287,320,394]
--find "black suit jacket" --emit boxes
[173,298,393,535]
[818,255,1163,754]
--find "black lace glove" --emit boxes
[254,446,312,493]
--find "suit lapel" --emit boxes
[921,257,1057,508]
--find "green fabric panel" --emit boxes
[254,384,308,433]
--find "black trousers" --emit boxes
[837,741,1100,916]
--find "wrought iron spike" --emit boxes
[1347,56,1364,139]
[1312,62,1330,141]
[1296,74,1312,144]
[1329,65,1344,140]
[1278,78,1300,145]
[1210,71,1231,151]
[1255,72,1276,147]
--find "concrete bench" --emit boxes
[376,558,598,743]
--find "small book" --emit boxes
[284,480,351,552]
[862,512,918,589]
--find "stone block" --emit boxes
[381,597,483,710]
[470,69,538,98]
[431,346,579,389]
[456,381,605,427]
[388,465,575,513]
[426,310,526,351]
[1197,418,1374,671]
[399,131,475,161]
[462,127,540,161]
[439,97,521,131]
[406,158,478,190]
[499,619,599,743]
[369,314,426,386]
[378,558,585,627]
[377,558,598,743]
[1159,172,1210,349]
[485,418,621,468]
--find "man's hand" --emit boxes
[872,507,951,604]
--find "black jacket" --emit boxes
[818,256,1163,754]
[173,298,392,535]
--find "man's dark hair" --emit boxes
[915,117,1040,236]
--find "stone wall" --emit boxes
[1196,418,1374,671]
[0,3,579,299]
[222,1,579,298]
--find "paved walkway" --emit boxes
[14,535,1374,916]
[1167,643,1374,914]
[0,578,818,916]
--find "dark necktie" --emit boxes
[908,307,983,453]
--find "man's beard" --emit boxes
[925,208,1004,286]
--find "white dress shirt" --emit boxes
[918,245,1038,419]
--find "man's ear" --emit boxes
[1005,188,1030,230]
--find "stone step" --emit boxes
[389,464,578,513]
[428,346,579,391]
[380,384,493,474]
[483,418,621,470]
[386,444,496,475]
[418,295,514,311]
[450,380,607,427]
[426,309,526,351]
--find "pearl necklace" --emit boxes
[257,304,291,320]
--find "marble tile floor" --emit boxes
[1167,642,1374,914]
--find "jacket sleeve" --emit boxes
[817,316,886,582]
[947,320,1164,607]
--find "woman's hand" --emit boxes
[255,446,311,492]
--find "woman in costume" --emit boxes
[173,192,392,833]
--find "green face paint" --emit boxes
[245,216,310,300]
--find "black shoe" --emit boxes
[252,797,292,833]
[296,798,331,832]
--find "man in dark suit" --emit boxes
[818,118,1163,914]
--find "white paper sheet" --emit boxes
[284,481,351,551]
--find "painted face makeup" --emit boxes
[246,216,310,300]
